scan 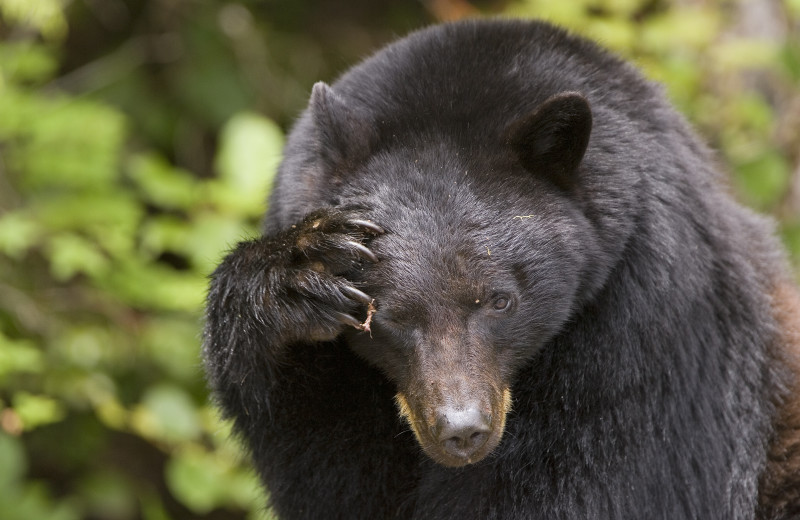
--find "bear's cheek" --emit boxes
[393,343,513,468]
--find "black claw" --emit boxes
[335,312,363,329]
[347,241,380,263]
[341,285,373,305]
[349,219,385,235]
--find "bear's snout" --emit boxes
[433,405,492,461]
[396,386,511,467]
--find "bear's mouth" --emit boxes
[395,387,512,467]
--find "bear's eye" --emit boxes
[491,295,511,311]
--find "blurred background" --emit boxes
[0,0,798,518]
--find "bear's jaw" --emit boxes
[395,387,512,467]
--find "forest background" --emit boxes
[1,0,799,518]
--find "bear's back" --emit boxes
[331,20,663,143]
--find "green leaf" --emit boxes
[184,212,258,273]
[132,385,201,443]
[0,42,58,84]
[31,192,142,258]
[641,8,720,52]
[781,221,800,265]
[57,326,112,369]
[215,112,284,215]
[585,19,636,53]
[45,233,110,281]
[731,94,774,137]
[165,447,222,513]
[596,0,643,16]
[733,150,790,210]
[141,317,204,382]
[504,0,586,27]
[0,211,42,259]
[0,333,44,378]
[32,192,138,231]
[0,85,40,138]
[0,481,80,520]
[140,212,256,274]
[166,445,265,514]
[95,396,128,430]
[139,491,172,520]
[10,98,126,192]
[0,0,68,41]
[781,41,800,82]
[641,55,702,111]
[139,216,191,260]
[712,40,779,72]
[12,392,65,431]
[0,431,27,489]
[127,153,200,210]
[99,258,206,312]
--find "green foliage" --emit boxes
[0,0,797,519]
[0,0,67,41]
[0,1,277,516]
[215,112,284,215]
[166,443,264,515]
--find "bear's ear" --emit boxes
[506,92,592,190]
[309,81,378,174]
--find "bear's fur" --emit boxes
[203,19,800,519]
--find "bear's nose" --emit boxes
[433,406,492,460]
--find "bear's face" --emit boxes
[306,83,603,467]
[345,144,597,467]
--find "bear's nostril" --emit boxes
[434,406,492,459]
[445,436,465,449]
[470,431,488,446]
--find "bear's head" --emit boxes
[304,82,616,467]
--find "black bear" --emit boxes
[203,19,800,519]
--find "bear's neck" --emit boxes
[502,209,780,512]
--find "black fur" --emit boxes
[204,19,795,519]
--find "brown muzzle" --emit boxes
[396,382,511,467]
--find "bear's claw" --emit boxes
[341,285,373,305]
[335,312,364,329]
[347,241,380,263]
[348,219,385,235]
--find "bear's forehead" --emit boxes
[352,141,548,226]
[366,229,508,310]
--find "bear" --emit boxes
[203,19,800,519]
